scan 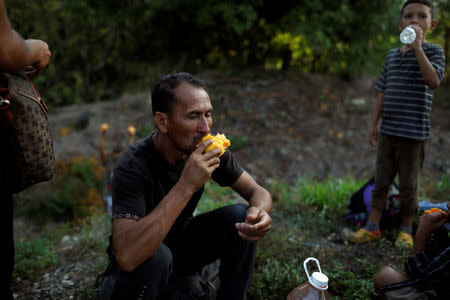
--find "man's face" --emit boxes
[165,82,213,154]
[399,3,436,36]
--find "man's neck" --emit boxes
[152,131,187,165]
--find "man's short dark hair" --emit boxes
[151,72,207,116]
[401,0,434,18]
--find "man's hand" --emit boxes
[235,206,272,241]
[179,139,221,193]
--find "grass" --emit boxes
[12,175,449,299]
[14,237,58,279]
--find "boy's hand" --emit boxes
[369,125,378,147]
[409,25,423,49]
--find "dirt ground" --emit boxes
[12,71,450,299]
[47,70,449,184]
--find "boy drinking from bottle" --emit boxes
[348,0,446,248]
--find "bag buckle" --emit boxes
[0,98,11,107]
[0,98,13,121]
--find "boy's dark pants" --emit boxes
[110,203,257,300]
[371,133,425,217]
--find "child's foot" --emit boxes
[395,232,413,249]
[348,228,381,243]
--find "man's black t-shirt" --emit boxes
[111,133,244,242]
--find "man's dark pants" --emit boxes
[110,203,257,300]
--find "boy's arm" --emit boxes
[409,26,441,90]
[414,47,441,90]
[369,92,384,148]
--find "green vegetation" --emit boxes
[196,181,238,214]
[13,237,57,279]
[13,174,449,298]
[270,176,364,214]
[15,157,105,223]
[6,0,449,107]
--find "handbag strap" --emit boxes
[2,73,48,113]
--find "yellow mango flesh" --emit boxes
[199,133,230,157]
[424,207,448,215]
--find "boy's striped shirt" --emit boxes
[375,43,445,141]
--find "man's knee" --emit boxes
[136,243,173,277]
[111,244,173,299]
[225,203,248,223]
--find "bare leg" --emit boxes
[374,266,406,300]
[367,208,383,224]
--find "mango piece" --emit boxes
[199,133,230,157]
[424,207,448,216]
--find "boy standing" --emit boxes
[349,0,446,248]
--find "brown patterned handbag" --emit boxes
[0,72,55,193]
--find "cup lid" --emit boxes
[309,271,329,290]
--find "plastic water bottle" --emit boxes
[400,25,416,44]
[286,257,330,300]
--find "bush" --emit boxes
[50,157,104,221]
[19,157,105,223]
[13,237,57,279]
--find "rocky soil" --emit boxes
[47,71,449,183]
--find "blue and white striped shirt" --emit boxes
[375,43,446,141]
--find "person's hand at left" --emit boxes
[24,39,51,77]
[235,206,272,241]
[418,206,449,235]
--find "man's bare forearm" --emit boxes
[112,181,195,272]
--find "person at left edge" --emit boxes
[0,0,51,298]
